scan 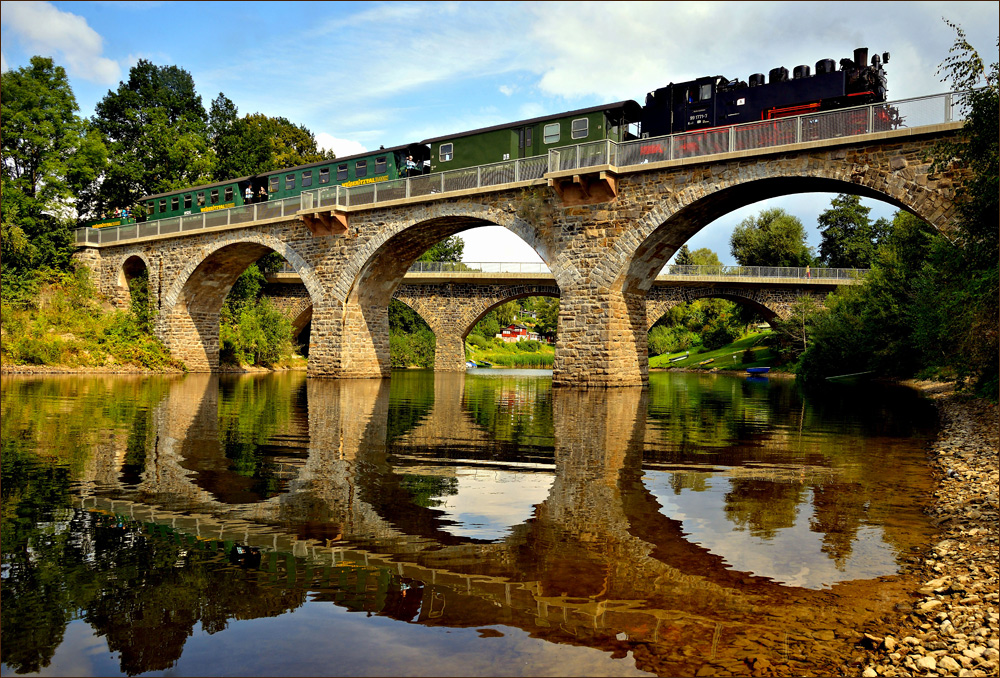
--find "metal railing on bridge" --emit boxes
[75,90,969,247]
[272,261,867,280]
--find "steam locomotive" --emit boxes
[85,47,890,229]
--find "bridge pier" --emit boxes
[554,286,648,387]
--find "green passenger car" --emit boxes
[422,101,642,174]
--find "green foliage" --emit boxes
[1,57,106,273]
[817,194,890,268]
[800,25,998,398]
[769,296,827,366]
[417,236,465,263]
[209,95,333,180]
[647,324,699,357]
[389,329,436,368]
[674,244,694,265]
[219,297,294,367]
[702,313,743,350]
[92,60,214,215]
[742,348,758,364]
[0,268,180,370]
[730,207,813,267]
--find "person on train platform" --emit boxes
[245,185,253,205]
[258,186,268,202]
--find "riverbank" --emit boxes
[846,383,999,677]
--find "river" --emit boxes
[1,369,939,677]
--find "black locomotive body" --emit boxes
[642,47,889,138]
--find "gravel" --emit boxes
[848,385,999,677]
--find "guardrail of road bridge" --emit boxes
[75,91,969,246]
[270,261,868,279]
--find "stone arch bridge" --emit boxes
[264,269,848,371]
[74,121,965,386]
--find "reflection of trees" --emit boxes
[215,374,302,498]
[385,371,435,443]
[399,474,459,509]
[3,505,436,676]
[809,483,866,569]
[463,375,554,457]
[722,478,806,539]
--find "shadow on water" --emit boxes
[1,370,938,677]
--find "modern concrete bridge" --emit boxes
[71,92,968,386]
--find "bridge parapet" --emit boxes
[73,91,967,248]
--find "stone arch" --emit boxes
[331,200,548,305]
[393,283,560,372]
[645,286,822,328]
[327,200,549,377]
[156,234,323,372]
[110,252,154,310]
[594,152,961,295]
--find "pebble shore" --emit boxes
[849,385,999,678]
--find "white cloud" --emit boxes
[315,133,366,158]
[2,1,120,84]
[499,84,515,96]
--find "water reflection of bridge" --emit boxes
[72,372,928,676]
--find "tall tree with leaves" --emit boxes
[730,207,813,267]
[924,22,999,396]
[1,56,107,272]
[817,194,889,268]
[92,60,214,214]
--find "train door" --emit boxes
[515,126,534,159]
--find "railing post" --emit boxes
[406,178,411,199]
[729,126,735,153]
[477,166,482,188]
[796,116,802,144]
[373,182,378,204]
[945,93,953,123]
[668,136,674,161]
[868,105,874,133]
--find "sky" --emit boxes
[2,1,997,264]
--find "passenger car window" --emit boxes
[269,176,278,193]
[319,168,330,184]
[375,156,387,174]
[285,174,295,190]
[210,189,219,204]
[440,144,453,162]
[543,123,560,144]
[159,199,167,213]
[302,171,312,188]
[337,164,348,180]
[571,118,589,139]
[224,187,233,201]
[184,195,192,209]
[171,197,179,211]
[355,160,368,178]
[197,193,205,206]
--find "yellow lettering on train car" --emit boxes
[200,203,236,213]
[341,176,389,188]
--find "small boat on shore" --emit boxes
[746,366,771,374]
[466,360,477,369]
[477,361,493,368]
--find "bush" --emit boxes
[466,333,492,349]
[742,348,757,364]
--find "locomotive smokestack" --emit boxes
[854,48,869,69]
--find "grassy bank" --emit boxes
[466,340,554,368]
[649,330,777,371]
[1,270,183,372]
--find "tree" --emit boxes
[1,57,107,270]
[92,60,214,215]
[418,236,465,263]
[817,194,889,268]
[730,207,813,267]
[923,22,999,396]
[673,244,694,265]
[208,94,270,181]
